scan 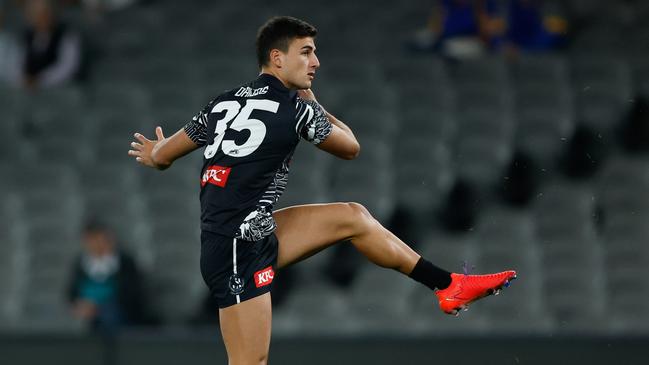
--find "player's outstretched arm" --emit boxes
[297,89,360,160]
[128,126,199,170]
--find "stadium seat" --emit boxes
[407,285,491,335]
[79,163,141,194]
[596,157,649,238]
[29,87,84,116]
[533,182,597,243]
[530,181,606,330]
[513,54,569,86]
[138,163,199,197]
[90,81,152,114]
[604,265,649,333]
[457,109,515,140]
[93,135,139,166]
[27,135,89,166]
[7,162,78,196]
[319,56,382,85]
[394,138,453,213]
[597,156,649,193]
[340,106,399,139]
[475,208,536,251]
[149,238,202,323]
[347,265,417,333]
[200,56,261,90]
[273,141,334,209]
[16,242,76,322]
[515,83,573,115]
[515,108,575,165]
[90,107,155,141]
[0,115,23,163]
[572,57,632,133]
[330,143,395,223]
[572,26,626,54]
[630,54,649,96]
[574,87,629,133]
[0,202,21,327]
[572,56,631,89]
[81,190,150,253]
[452,57,509,89]
[351,264,417,309]
[383,56,449,85]
[25,104,91,139]
[395,81,457,113]
[273,283,354,335]
[455,136,512,186]
[455,84,513,113]
[399,107,457,143]
[0,87,27,121]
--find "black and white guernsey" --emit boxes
[183,73,332,241]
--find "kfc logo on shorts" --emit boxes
[254,266,275,288]
[201,165,232,187]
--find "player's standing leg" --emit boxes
[219,293,272,365]
[274,202,516,315]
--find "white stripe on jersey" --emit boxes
[295,102,314,134]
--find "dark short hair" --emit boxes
[256,16,317,68]
[83,218,110,235]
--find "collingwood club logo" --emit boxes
[229,274,245,295]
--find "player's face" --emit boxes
[83,231,115,258]
[280,37,320,90]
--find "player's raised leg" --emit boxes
[275,202,420,273]
[274,202,516,315]
[219,293,272,365]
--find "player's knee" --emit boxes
[345,202,376,230]
[346,202,371,219]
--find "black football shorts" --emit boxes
[200,230,279,308]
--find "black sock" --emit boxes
[409,257,452,290]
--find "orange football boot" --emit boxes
[435,270,517,316]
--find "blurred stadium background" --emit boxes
[1,0,649,363]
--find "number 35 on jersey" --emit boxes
[204,99,280,159]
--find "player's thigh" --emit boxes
[219,292,272,365]
[273,202,370,268]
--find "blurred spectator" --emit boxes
[409,0,497,59]
[66,220,149,332]
[19,0,81,89]
[0,5,20,86]
[493,0,568,56]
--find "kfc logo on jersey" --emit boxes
[254,266,275,288]
[201,165,232,187]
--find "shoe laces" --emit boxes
[462,260,475,275]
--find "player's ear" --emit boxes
[270,49,283,68]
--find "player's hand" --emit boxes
[128,126,166,168]
[297,88,317,102]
